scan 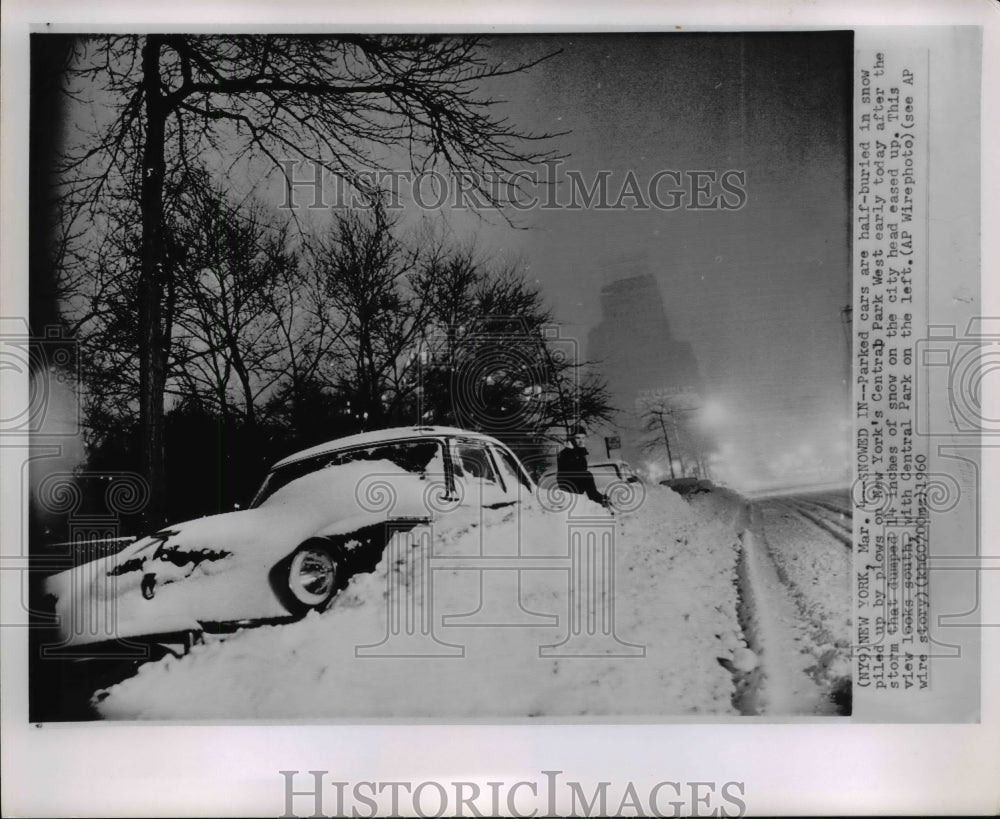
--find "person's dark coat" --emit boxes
[556,446,605,503]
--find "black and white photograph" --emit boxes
[24,30,855,722]
[2,1,996,816]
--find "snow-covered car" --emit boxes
[43,426,536,648]
[538,458,643,500]
[589,459,643,491]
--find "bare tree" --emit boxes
[69,173,343,463]
[640,395,708,480]
[411,242,614,444]
[169,182,321,428]
[54,34,560,526]
[312,216,615,446]
[316,206,426,428]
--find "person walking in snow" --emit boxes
[556,426,608,505]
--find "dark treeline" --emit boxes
[40,182,612,538]
[33,35,612,540]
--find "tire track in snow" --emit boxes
[807,497,853,519]
[759,497,852,713]
[732,508,839,716]
[807,492,853,517]
[780,499,852,547]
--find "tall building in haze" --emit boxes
[587,273,705,473]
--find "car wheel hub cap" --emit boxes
[291,550,335,604]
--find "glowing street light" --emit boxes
[699,399,728,427]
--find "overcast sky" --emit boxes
[465,32,853,486]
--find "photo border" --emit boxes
[2,1,997,815]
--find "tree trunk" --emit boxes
[138,36,168,530]
[658,413,676,480]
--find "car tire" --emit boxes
[274,540,343,617]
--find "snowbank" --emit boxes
[95,486,748,720]
[756,500,853,694]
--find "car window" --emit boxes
[493,446,533,491]
[452,441,500,485]
[451,440,518,507]
[356,441,445,476]
[252,439,444,506]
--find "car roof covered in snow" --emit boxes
[271,426,506,470]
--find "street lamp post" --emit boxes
[656,411,676,481]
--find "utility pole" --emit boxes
[657,411,676,480]
[666,404,699,479]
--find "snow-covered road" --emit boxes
[736,492,853,715]
[87,485,852,720]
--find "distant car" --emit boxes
[588,459,643,492]
[44,426,536,648]
[538,458,643,505]
[660,477,714,497]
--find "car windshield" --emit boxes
[251,439,445,507]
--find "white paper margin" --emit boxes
[2,1,997,816]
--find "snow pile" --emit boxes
[724,495,852,715]
[758,501,852,691]
[94,486,748,720]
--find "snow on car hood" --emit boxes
[44,460,438,643]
